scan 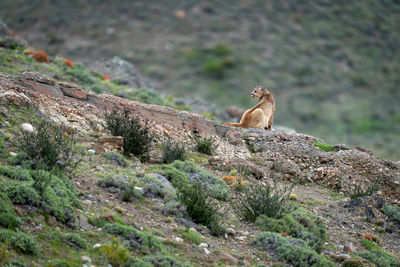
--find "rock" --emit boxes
[87,149,96,154]
[81,256,91,263]
[21,123,34,133]
[226,228,236,236]
[235,236,247,241]
[99,136,123,150]
[148,173,173,188]
[100,214,116,223]
[199,242,208,248]
[218,251,239,265]
[175,237,183,243]
[9,151,17,157]
[93,243,101,249]
[78,214,91,230]
[344,242,356,254]
[337,254,351,261]
[203,247,211,255]
[59,82,88,100]
[82,199,92,206]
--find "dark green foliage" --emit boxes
[105,108,153,160]
[179,183,224,236]
[104,223,164,254]
[162,139,186,164]
[97,175,129,193]
[160,200,187,218]
[360,238,380,251]
[140,175,176,200]
[0,165,32,181]
[0,229,39,255]
[194,136,216,155]
[350,178,381,199]
[129,88,167,106]
[313,141,335,152]
[171,160,229,201]
[252,232,334,267]
[102,152,128,167]
[358,250,399,267]
[233,182,293,222]
[6,182,41,206]
[0,136,7,158]
[17,119,78,171]
[88,216,109,228]
[31,170,51,195]
[143,255,188,267]
[64,233,87,250]
[341,258,365,267]
[122,184,143,202]
[154,165,190,191]
[382,204,400,223]
[0,192,20,229]
[124,257,152,267]
[257,207,327,252]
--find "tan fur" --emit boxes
[224,84,275,130]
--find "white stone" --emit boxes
[175,237,183,243]
[203,247,211,255]
[93,243,101,249]
[199,242,208,248]
[21,123,34,133]
[226,228,235,235]
[81,256,91,263]
[9,151,17,157]
[88,149,96,154]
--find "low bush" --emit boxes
[162,139,186,164]
[381,204,400,223]
[104,223,164,254]
[313,141,335,152]
[122,184,143,202]
[97,175,129,193]
[124,257,152,267]
[140,175,176,200]
[0,192,20,230]
[102,152,128,167]
[88,216,109,228]
[105,108,153,160]
[160,200,187,218]
[99,236,131,267]
[358,250,399,267]
[0,229,39,255]
[252,232,334,267]
[175,228,203,245]
[17,119,78,171]
[143,255,188,267]
[194,136,216,155]
[179,183,224,236]
[64,233,87,250]
[350,178,381,199]
[0,165,32,181]
[233,182,293,222]
[257,207,327,252]
[31,170,52,195]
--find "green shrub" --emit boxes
[257,207,327,252]
[102,152,128,167]
[0,136,7,158]
[175,228,203,245]
[160,200,187,218]
[0,192,20,229]
[64,233,87,250]
[252,232,334,267]
[124,257,152,267]
[233,182,293,223]
[17,119,78,171]
[382,204,400,223]
[162,139,186,164]
[154,165,190,190]
[105,108,153,160]
[140,175,176,200]
[129,88,165,106]
[0,165,32,181]
[122,184,143,202]
[358,250,399,267]
[172,160,229,201]
[31,170,52,195]
[350,178,381,199]
[341,258,365,267]
[104,223,164,254]
[179,183,224,236]
[99,236,131,266]
[97,175,129,193]
[194,136,216,155]
[143,255,188,267]
[313,141,335,152]
[0,229,39,255]
[88,216,109,228]
[6,182,41,206]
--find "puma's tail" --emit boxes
[223,122,241,127]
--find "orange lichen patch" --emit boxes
[175,10,186,20]
[102,74,110,80]
[280,232,289,236]
[28,50,49,63]
[65,59,74,69]
[222,175,245,186]
[363,235,373,241]
[24,51,33,56]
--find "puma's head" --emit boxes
[251,84,270,99]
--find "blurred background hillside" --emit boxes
[0,0,399,160]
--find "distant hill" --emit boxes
[0,0,399,160]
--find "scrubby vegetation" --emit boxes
[162,138,186,164]
[382,204,400,223]
[252,232,334,267]
[102,152,128,167]
[194,136,216,156]
[105,108,153,160]
[233,182,293,223]
[0,229,39,255]
[314,141,335,152]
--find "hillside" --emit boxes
[0,24,400,266]
[0,0,399,161]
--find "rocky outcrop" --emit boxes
[0,71,399,201]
